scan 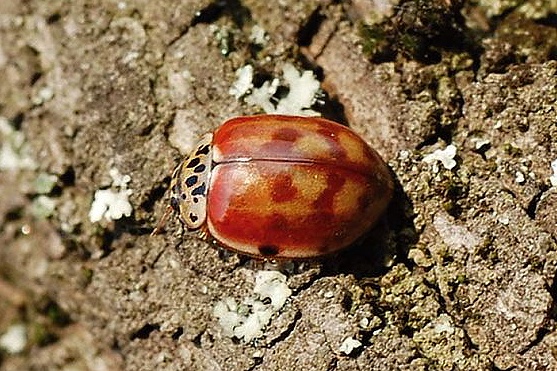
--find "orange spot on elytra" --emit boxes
[317,126,348,161]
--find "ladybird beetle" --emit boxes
[153,115,394,259]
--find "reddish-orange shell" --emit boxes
[203,115,394,259]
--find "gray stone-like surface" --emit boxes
[1,1,556,370]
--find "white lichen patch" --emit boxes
[213,270,292,342]
[432,314,456,335]
[359,317,369,328]
[413,314,468,369]
[249,25,267,46]
[423,144,457,171]
[213,297,241,337]
[209,24,232,56]
[89,168,133,223]
[231,299,274,341]
[31,86,55,106]
[244,78,279,114]
[34,172,58,194]
[275,63,320,116]
[233,62,321,116]
[515,171,525,184]
[29,173,59,218]
[0,116,37,171]
[253,270,291,310]
[0,324,27,354]
[229,64,254,99]
[339,336,362,355]
[108,167,131,188]
[89,189,132,222]
[497,214,510,225]
[550,159,557,187]
[471,137,490,151]
[433,212,481,251]
[32,195,56,218]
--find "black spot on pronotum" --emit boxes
[194,164,206,173]
[185,175,198,187]
[189,213,199,223]
[258,245,280,256]
[186,157,200,168]
[191,183,206,196]
[195,145,210,156]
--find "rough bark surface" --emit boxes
[1,1,556,370]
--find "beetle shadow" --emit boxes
[318,176,418,279]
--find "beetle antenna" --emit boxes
[151,205,174,236]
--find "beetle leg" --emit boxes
[197,224,211,241]
[150,205,174,236]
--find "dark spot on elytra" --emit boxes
[270,173,297,202]
[312,173,346,211]
[195,145,210,156]
[185,175,198,187]
[186,157,200,168]
[193,197,199,203]
[317,126,340,138]
[189,213,198,223]
[181,193,187,200]
[191,183,206,196]
[358,192,374,212]
[272,127,301,142]
[258,245,280,256]
[171,184,180,194]
[261,128,301,155]
[194,164,206,173]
